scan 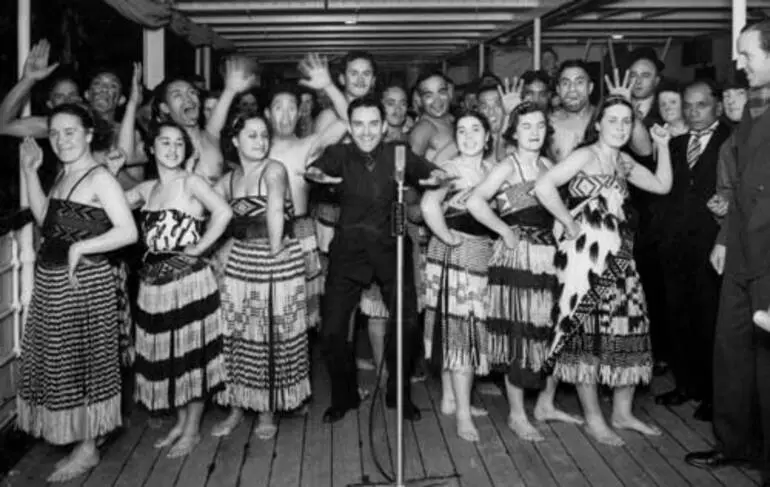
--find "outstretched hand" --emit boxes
[298,53,333,91]
[304,167,342,185]
[20,137,43,173]
[649,123,671,147]
[23,39,59,82]
[498,76,525,114]
[604,68,633,101]
[224,56,258,95]
[128,62,143,107]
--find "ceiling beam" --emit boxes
[178,0,540,9]
[608,0,766,7]
[551,21,729,30]
[235,39,466,47]
[213,23,500,33]
[190,13,518,24]
[240,46,452,53]
[226,32,483,40]
[573,10,757,21]
[543,30,720,38]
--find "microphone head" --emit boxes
[394,144,406,183]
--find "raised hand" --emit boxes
[304,167,342,185]
[23,39,59,82]
[298,53,333,91]
[68,242,83,288]
[498,77,525,114]
[20,137,43,173]
[224,56,258,95]
[754,307,770,332]
[604,68,632,101]
[103,148,127,175]
[418,169,457,187]
[128,62,143,107]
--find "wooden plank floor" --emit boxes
[2,364,763,487]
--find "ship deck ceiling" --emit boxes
[174,0,770,64]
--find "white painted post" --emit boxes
[441,60,448,74]
[478,43,485,76]
[17,0,33,358]
[195,47,203,76]
[533,17,542,70]
[733,0,747,60]
[202,46,212,90]
[143,28,165,90]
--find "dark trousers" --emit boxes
[713,272,770,480]
[660,237,721,401]
[321,230,419,408]
[635,242,668,364]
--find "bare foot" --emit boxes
[584,419,624,446]
[456,415,480,442]
[155,424,184,449]
[611,415,662,437]
[254,422,278,440]
[211,410,244,437]
[508,415,544,442]
[55,451,75,470]
[441,398,488,417]
[533,403,584,425]
[167,434,201,458]
[47,448,99,483]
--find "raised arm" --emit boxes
[0,40,60,138]
[117,63,143,165]
[534,146,593,237]
[466,161,517,239]
[264,161,290,254]
[185,174,233,256]
[299,53,350,123]
[408,121,434,158]
[19,137,49,225]
[205,57,257,139]
[626,124,672,194]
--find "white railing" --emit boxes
[0,231,23,432]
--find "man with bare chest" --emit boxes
[409,73,458,164]
[548,60,595,163]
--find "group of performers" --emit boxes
[7,19,770,486]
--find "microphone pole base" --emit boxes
[347,474,461,487]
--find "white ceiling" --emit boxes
[175,0,770,65]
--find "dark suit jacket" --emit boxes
[657,121,732,257]
[722,107,770,280]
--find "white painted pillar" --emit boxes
[533,17,542,70]
[441,60,448,74]
[202,46,212,90]
[732,0,747,60]
[17,0,33,356]
[195,47,203,76]
[478,43,485,76]
[143,28,165,90]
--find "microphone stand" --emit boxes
[349,144,457,487]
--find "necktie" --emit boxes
[364,153,376,172]
[687,128,714,168]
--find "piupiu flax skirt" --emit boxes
[215,238,311,412]
[294,216,323,329]
[134,253,225,412]
[423,233,492,374]
[17,259,122,445]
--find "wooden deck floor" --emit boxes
[2,364,763,487]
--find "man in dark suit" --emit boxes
[686,20,770,486]
[654,80,729,422]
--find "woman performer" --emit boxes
[534,95,671,446]
[466,102,583,442]
[211,110,310,440]
[421,111,496,442]
[17,103,138,482]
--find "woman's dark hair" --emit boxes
[48,102,112,153]
[454,110,494,158]
[502,101,552,149]
[143,120,195,164]
[151,77,199,125]
[581,95,635,147]
[221,108,272,163]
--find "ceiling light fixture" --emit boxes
[612,34,624,40]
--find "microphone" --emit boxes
[394,144,406,185]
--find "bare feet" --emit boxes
[254,420,278,440]
[47,448,99,483]
[508,415,544,442]
[155,424,184,449]
[456,415,480,442]
[584,419,624,446]
[611,414,662,437]
[211,410,244,437]
[533,403,584,425]
[55,451,75,470]
[167,434,201,458]
[441,397,488,417]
